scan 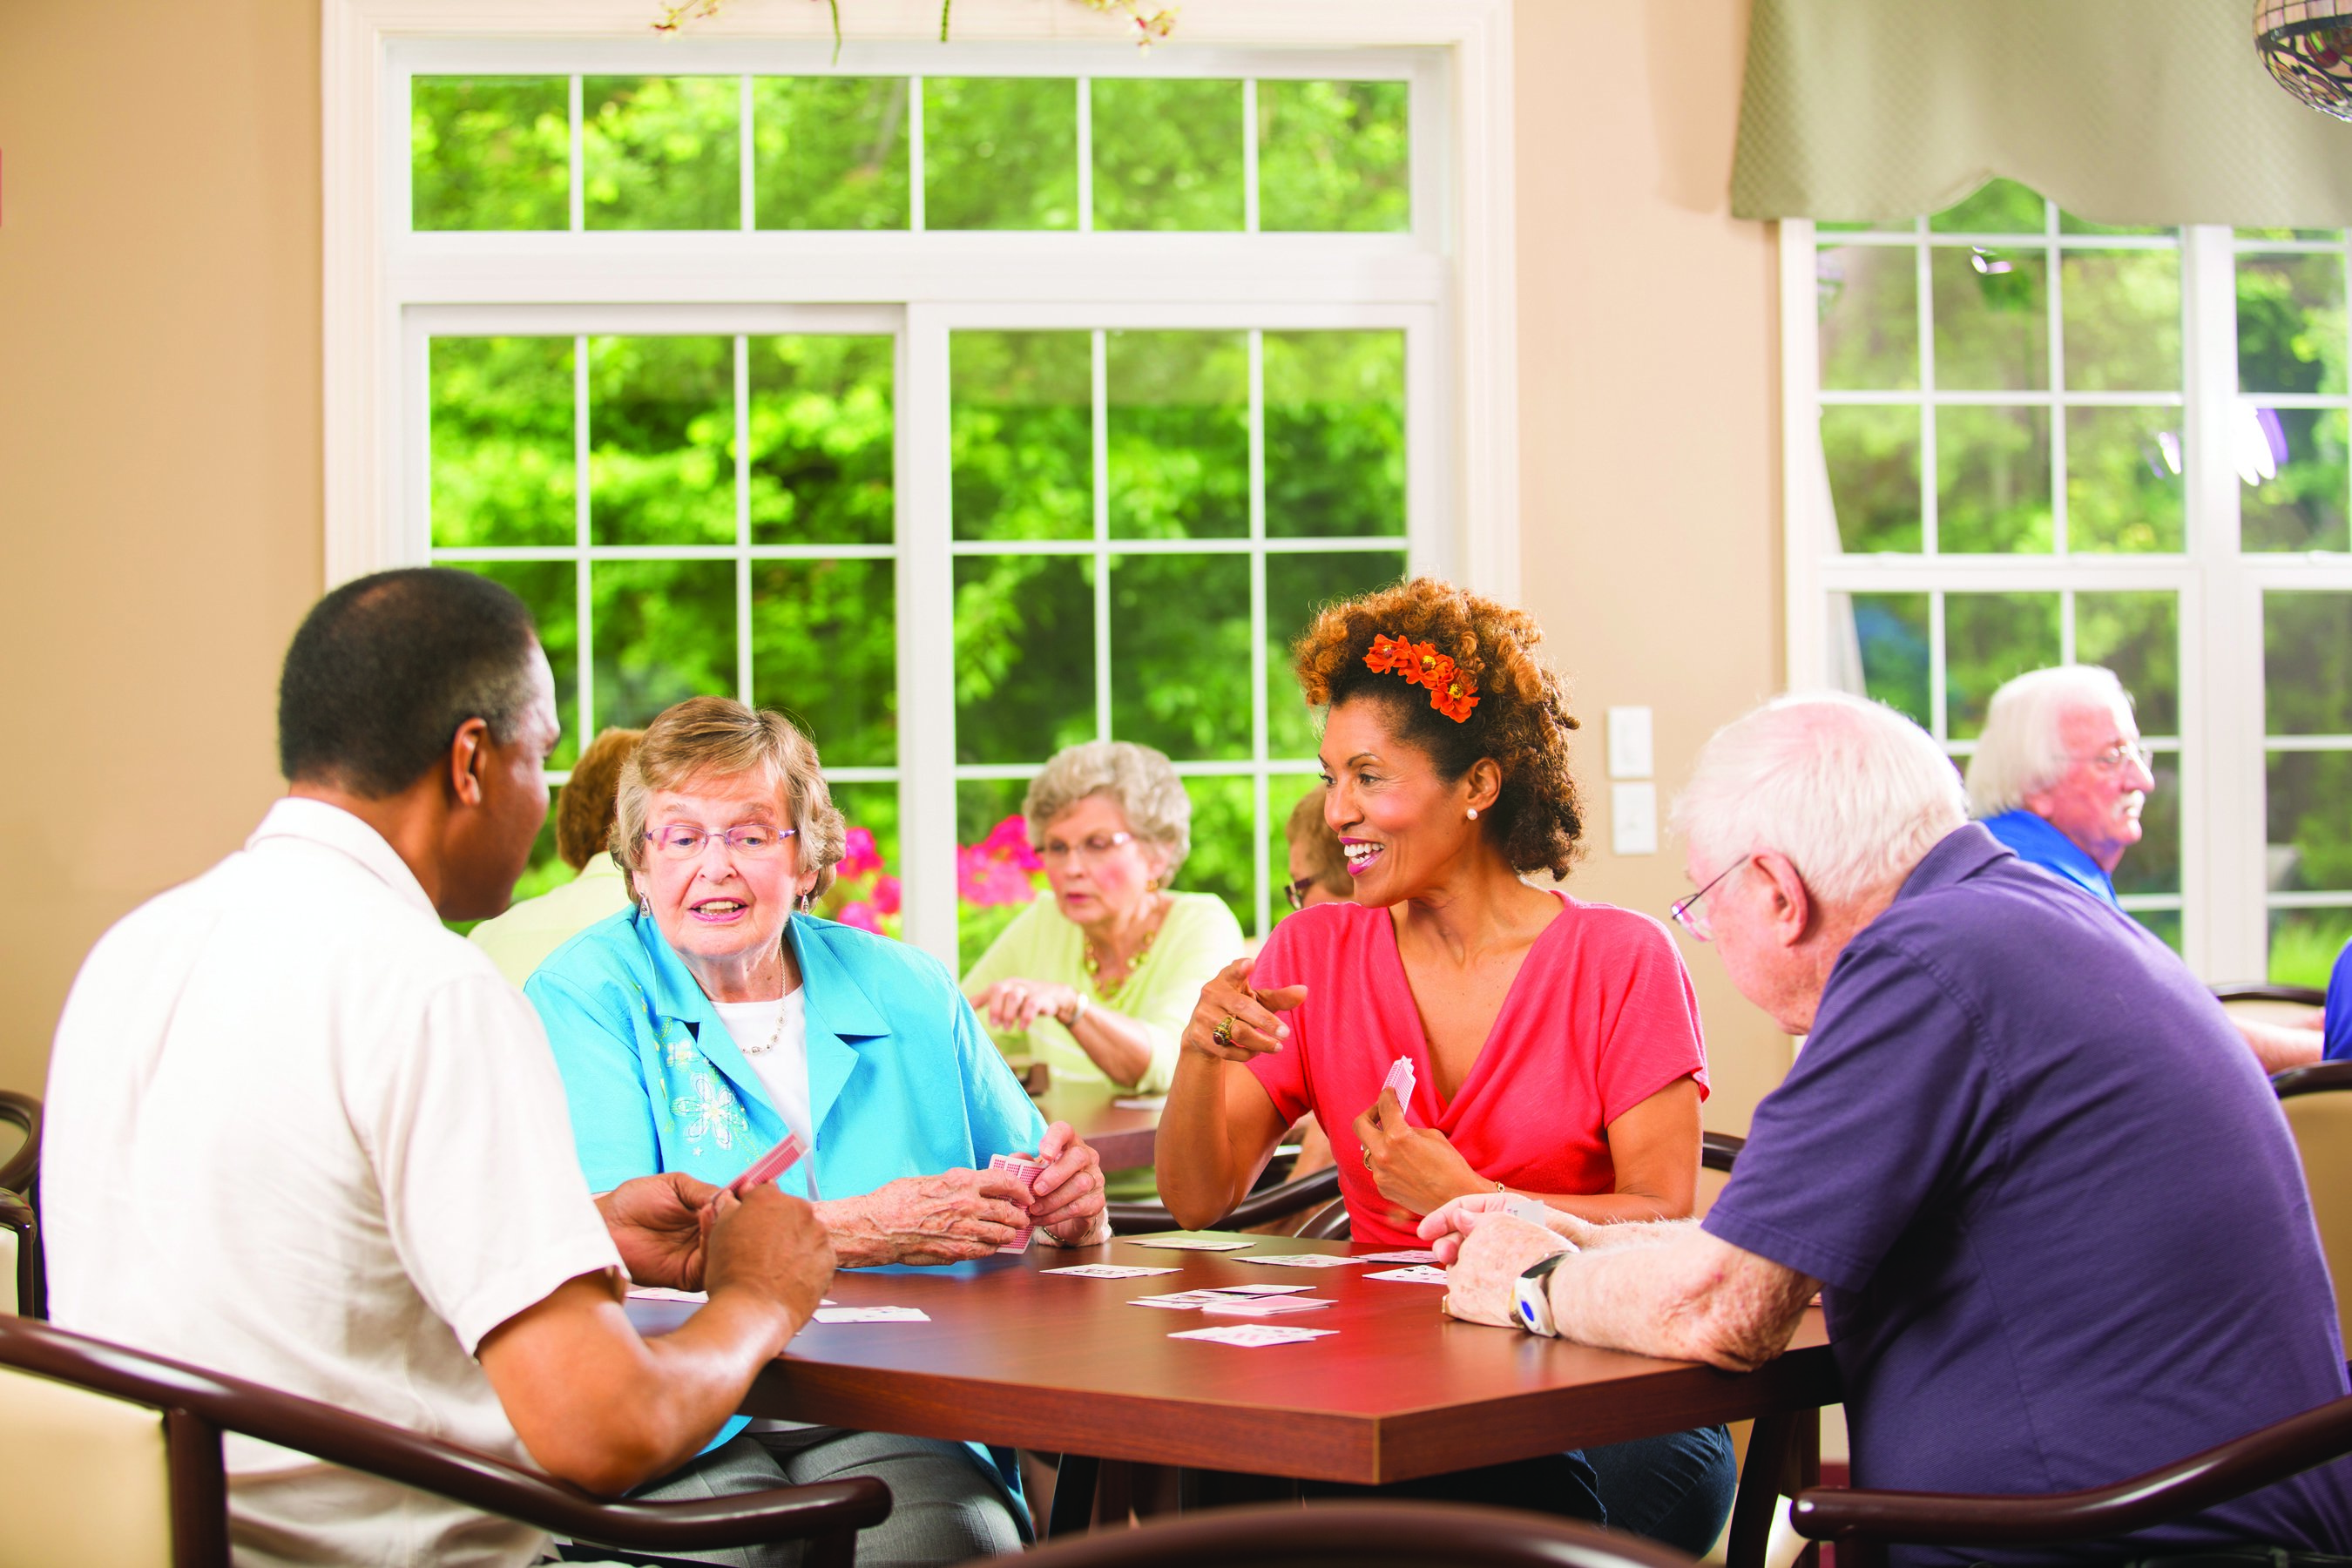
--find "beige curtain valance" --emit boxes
[1732,0,2352,229]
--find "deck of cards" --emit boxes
[1382,1053,1417,1119]
[1170,1324,1335,1348]
[990,1152,1049,1253]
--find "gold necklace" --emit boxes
[1083,909,1161,999]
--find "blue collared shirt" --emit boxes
[525,907,1045,1477]
[2327,938,2352,1063]
[1977,807,2119,907]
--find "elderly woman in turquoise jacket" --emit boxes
[526,695,1108,1568]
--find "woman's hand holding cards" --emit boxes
[1355,1087,1488,1220]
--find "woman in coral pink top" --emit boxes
[1159,578,1729,1551]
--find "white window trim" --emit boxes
[1779,214,2320,983]
[328,0,1513,966]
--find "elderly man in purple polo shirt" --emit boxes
[1423,693,2352,1568]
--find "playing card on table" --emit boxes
[1128,1291,1228,1309]
[989,1152,1048,1254]
[1382,1054,1417,1117]
[1041,1264,1180,1280]
[1365,1266,1450,1285]
[1358,1249,1442,1265]
[1169,1325,1336,1347]
[1205,1282,1315,1296]
[1131,1235,1254,1252]
[813,1306,929,1323]
[1233,1252,1362,1268]
[1200,1295,1338,1317]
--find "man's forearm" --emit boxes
[2237,1017,2324,1074]
[1546,1231,1816,1374]
[1545,1213,1701,1253]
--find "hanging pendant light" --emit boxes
[2255,0,2352,120]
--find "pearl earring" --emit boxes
[1466,807,1479,821]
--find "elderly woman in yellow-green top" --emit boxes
[963,741,1246,1198]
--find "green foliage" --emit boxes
[2237,250,2350,551]
[1258,80,1409,233]
[1267,551,1407,757]
[2059,252,2180,392]
[2265,591,2352,738]
[1110,553,1253,760]
[752,559,896,767]
[2270,908,2352,987]
[1930,249,2046,390]
[587,335,734,546]
[2241,409,2349,552]
[750,335,894,545]
[2267,752,2352,892]
[951,331,1092,543]
[412,78,569,232]
[2076,592,2180,734]
[1849,592,1930,727]
[583,77,740,231]
[2066,407,2185,554]
[1179,775,1255,930]
[431,336,575,548]
[954,555,1096,765]
[754,77,909,230]
[1929,178,2045,235]
[1821,406,1921,552]
[458,560,581,770]
[1092,78,1244,232]
[1936,406,2051,554]
[923,78,1078,230]
[1108,331,1248,539]
[593,558,736,729]
[1943,592,2059,740]
[1816,247,1917,390]
[1265,331,1405,538]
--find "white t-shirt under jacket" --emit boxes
[43,796,623,1568]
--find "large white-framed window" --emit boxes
[1782,180,2352,983]
[328,2,1517,971]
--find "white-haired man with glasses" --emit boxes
[1968,664,2323,1069]
[1420,693,2352,1568]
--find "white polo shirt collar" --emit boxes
[247,794,437,920]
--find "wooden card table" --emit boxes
[626,1231,1838,1565]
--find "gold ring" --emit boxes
[1212,1017,1236,1047]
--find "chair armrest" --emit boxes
[0,1187,40,1319]
[1107,1166,1342,1236]
[1790,1392,2352,1547]
[0,1317,889,1553]
[2213,983,2327,1009]
[1701,1131,1745,1173]
[2274,1060,2352,1098]
[0,1089,39,1196]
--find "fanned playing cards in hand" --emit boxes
[1382,1053,1417,1118]
[1170,1325,1336,1347]
[990,1152,1048,1254]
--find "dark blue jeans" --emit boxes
[1302,1423,1736,1555]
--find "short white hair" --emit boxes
[1963,666,2134,818]
[1023,740,1192,880]
[1670,692,1967,906]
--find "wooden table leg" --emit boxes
[1727,1412,1794,1568]
[1790,1409,1821,1568]
[1048,1452,1099,1539]
[1178,1467,1301,1511]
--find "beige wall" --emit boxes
[1512,0,1793,1131]
[0,0,325,1094]
[0,1,1792,1122]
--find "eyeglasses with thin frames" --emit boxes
[644,824,798,861]
[1283,875,1319,911]
[1036,831,1134,866]
[1668,856,1751,942]
[2077,740,2152,774]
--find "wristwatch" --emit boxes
[1514,1248,1575,1338]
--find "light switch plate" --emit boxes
[1606,706,1653,780]
[1611,781,1658,856]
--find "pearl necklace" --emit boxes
[740,993,790,1056]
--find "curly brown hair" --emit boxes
[1292,578,1584,878]
[555,727,644,871]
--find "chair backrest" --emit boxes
[2275,1062,2352,1348]
[1015,1499,1695,1568]
[0,1364,177,1568]
[1295,1198,1351,1241]
[0,1227,15,1315]
[0,1089,41,1199]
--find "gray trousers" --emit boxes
[562,1427,1023,1568]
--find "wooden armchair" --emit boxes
[1016,1499,1696,1567]
[0,1315,890,1568]
[1790,1391,2352,1568]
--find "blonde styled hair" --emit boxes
[1022,740,1192,882]
[612,696,847,902]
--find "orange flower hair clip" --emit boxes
[1363,632,1480,722]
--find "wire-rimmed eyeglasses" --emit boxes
[1667,856,1751,942]
[1037,831,1135,866]
[2076,740,2153,774]
[1283,875,1320,911]
[643,823,798,861]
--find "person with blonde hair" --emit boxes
[1428,692,2352,1568]
[1160,577,1731,1549]
[528,695,1111,1566]
[468,724,644,986]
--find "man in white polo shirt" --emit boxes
[43,569,836,1568]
